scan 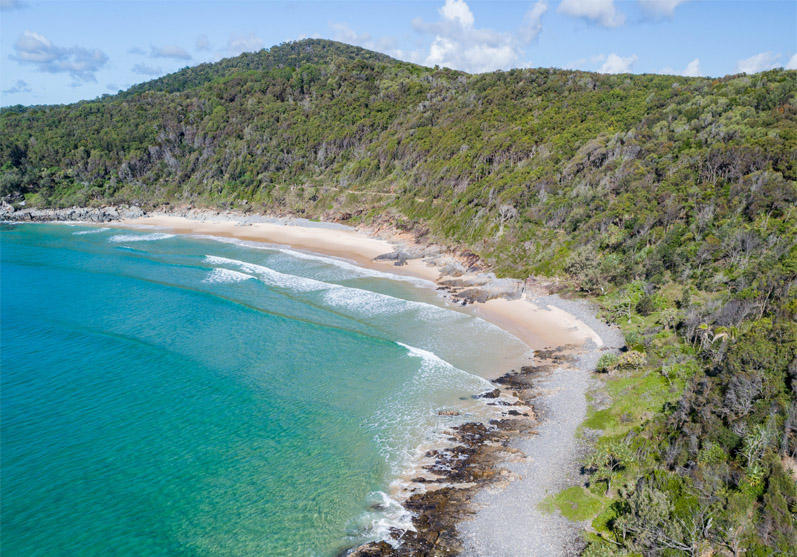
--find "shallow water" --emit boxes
[0,223,529,555]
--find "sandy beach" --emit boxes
[118,214,602,359]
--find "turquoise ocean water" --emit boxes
[0,223,528,555]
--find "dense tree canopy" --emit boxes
[2,39,795,554]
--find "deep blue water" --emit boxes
[0,223,527,555]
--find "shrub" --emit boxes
[635,293,656,316]
[618,350,647,369]
[596,352,619,373]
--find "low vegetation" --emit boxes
[2,39,795,554]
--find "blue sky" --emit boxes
[1,0,795,106]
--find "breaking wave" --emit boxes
[109,232,174,243]
[204,255,452,320]
[73,227,109,235]
[203,268,255,284]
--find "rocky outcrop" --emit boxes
[341,347,581,557]
[0,204,144,222]
[436,273,524,304]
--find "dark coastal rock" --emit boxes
[374,251,408,266]
[437,276,489,289]
[0,204,145,223]
[459,251,481,272]
[332,283,575,556]
[437,273,524,304]
[341,541,395,556]
[476,388,500,399]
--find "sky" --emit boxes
[1,0,795,106]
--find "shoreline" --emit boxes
[2,205,620,555]
[117,212,605,357]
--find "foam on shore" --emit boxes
[194,233,435,287]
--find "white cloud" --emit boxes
[683,58,701,76]
[600,53,637,73]
[226,33,264,55]
[132,63,161,76]
[11,30,108,82]
[558,0,625,27]
[2,79,31,94]
[439,0,474,28]
[638,0,689,17]
[660,57,701,76]
[425,34,518,72]
[736,52,780,74]
[196,34,211,51]
[150,44,191,60]
[520,2,548,43]
[128,46,146,55]
[329,1,547,73]
[411,0,527,73]
[785,53,797,70]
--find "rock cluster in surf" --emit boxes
[343,347,578,557]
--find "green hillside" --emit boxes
[2,39,795,554]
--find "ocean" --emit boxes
[0,222,529,555]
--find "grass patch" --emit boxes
[591,501,621,533]
[582,371,679,436]
[539,486,605,522]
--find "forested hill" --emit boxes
[2,39,796,554]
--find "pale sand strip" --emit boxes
[119,215,602,358]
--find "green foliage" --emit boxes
[1,39,795,553]
[596,353,619,373]
[583,371,678,437]
[594,350,647,373]
[539,486,606,522]
[635,293,656,316]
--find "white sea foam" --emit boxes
[367,342,499,484]
[322,287,403,315]
[397,342,494,390]
[276,246,436,287]
[73,227,109,235]
[192,234,434,287]
[203,268,255,284]
[397,342,454,366]
[205,255,328,292]
[355,490,415,546]
[204,255,452,320]
[109,232,174,243]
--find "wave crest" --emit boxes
[203,268,255,284]
[204,255,452,320]
[73,227,109,235]
[109,232,174,243]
